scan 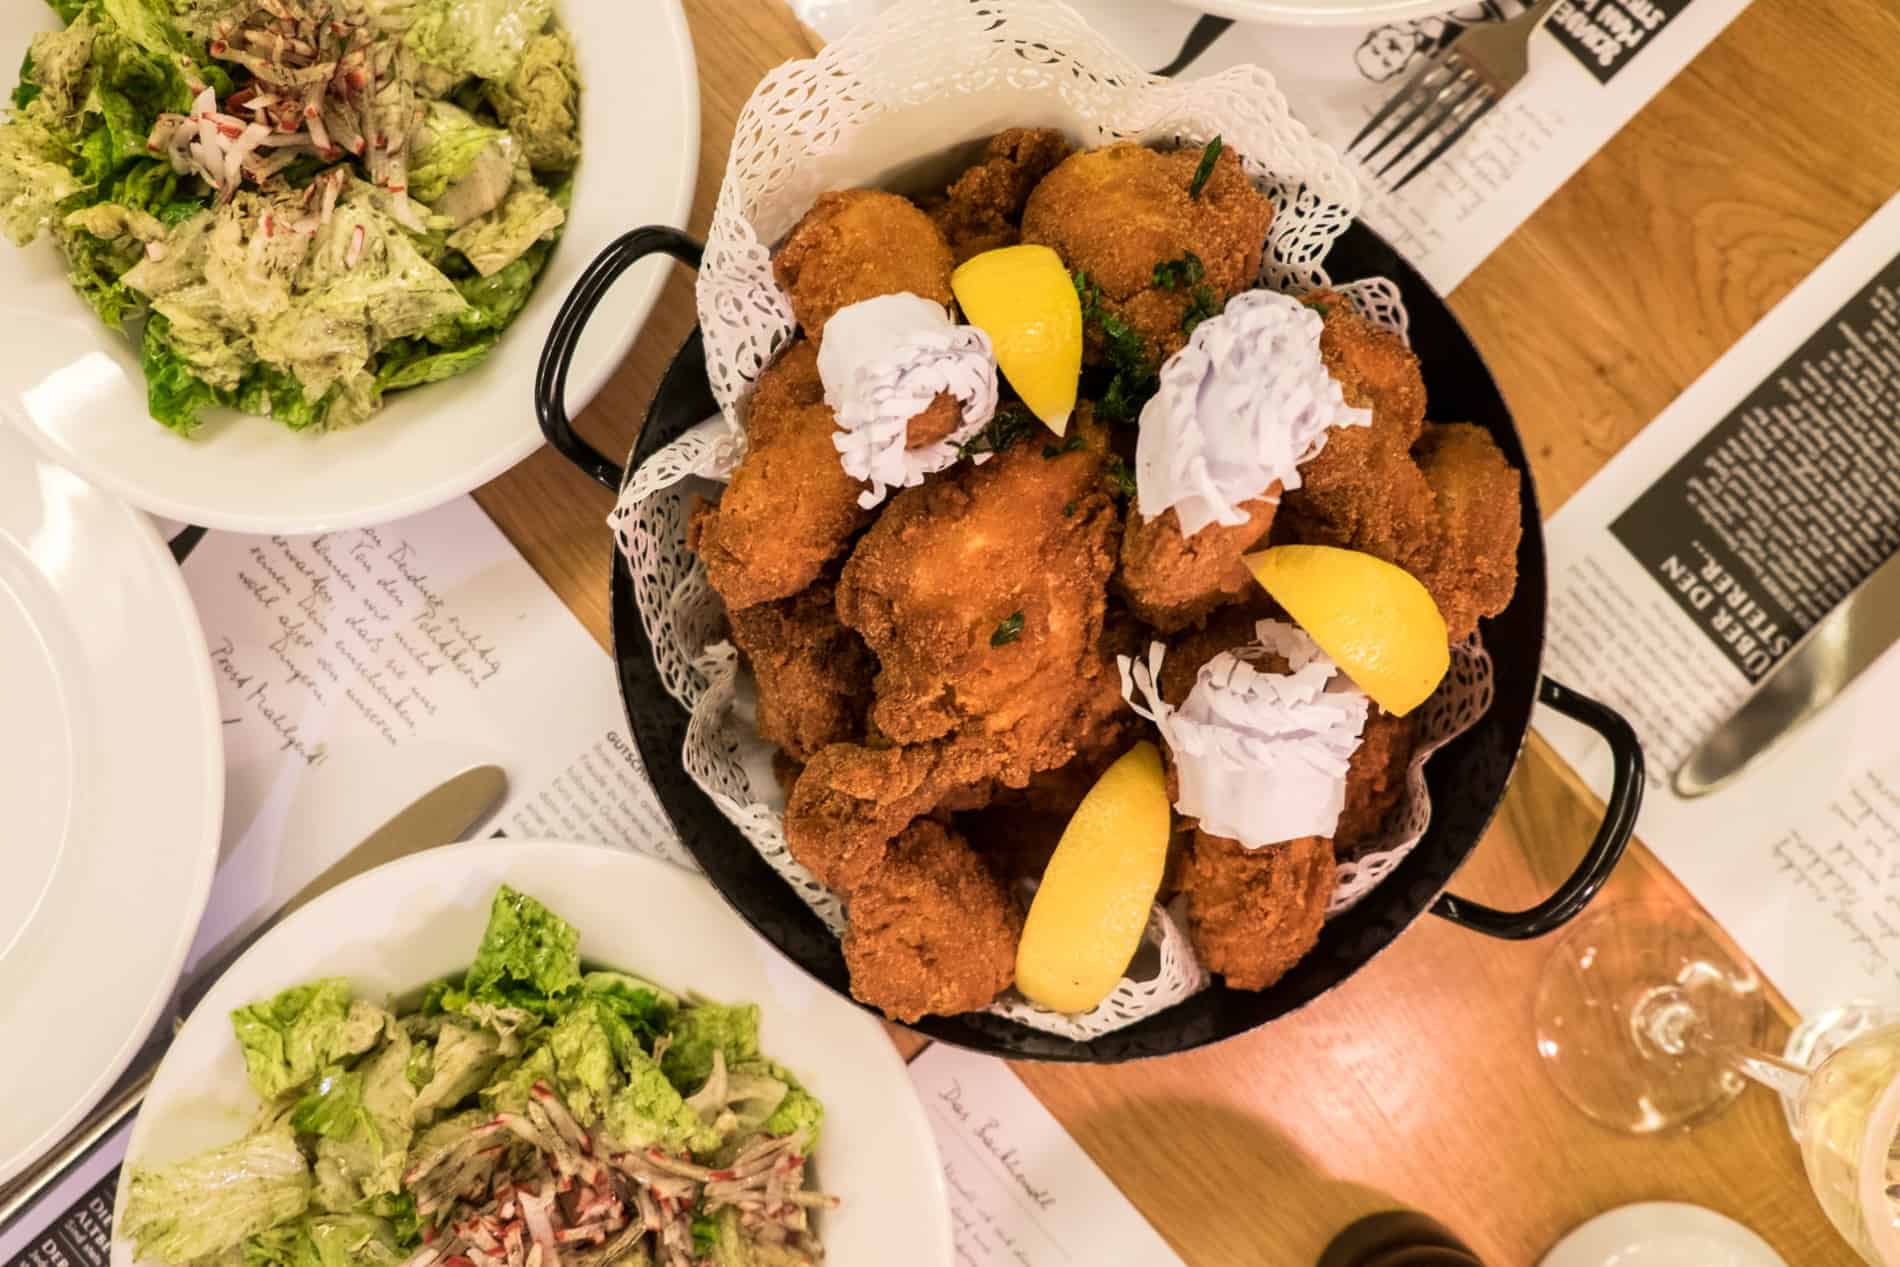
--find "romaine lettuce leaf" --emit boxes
[463,884,583,1011]
[661,1003,761,1094]
[243,1215,403,1267]
[445,177,563,277]
[122,1123,312,1264]
[56,220,145,328]
[409,1022,502,1124]
[486,28,577,173]
[289,1067,365,1140]
[0,105,82,246]
[312,1027,415,1207]
[46,0,88,23]
[409,99,514,224]
[229,980,385,1101]
[25,10,96,120]
[603,1048,721,1156]
[374,333,494,392]
[141,310,227,432]
[405,0,554,83]
[422,236,549,344]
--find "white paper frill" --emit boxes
[605,0,1494,1039]
[1135,290,1372,535]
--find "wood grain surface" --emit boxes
[474,1,1900,1262]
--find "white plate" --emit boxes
[1165,0,1473,27]
[112,841,953,1267]
[0,2,698,534]
[0,427,223,1184]
[1539,1203,1788,1267]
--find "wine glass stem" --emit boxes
[1634,984,1812,1104]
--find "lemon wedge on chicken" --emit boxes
[1245,545,1449,716]
[952,245,1082,435]
[1016,741,1172,1014]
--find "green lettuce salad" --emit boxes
[120,887,834,1267]
[0,0,581,434]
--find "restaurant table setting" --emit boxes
[1,0,1898,1265]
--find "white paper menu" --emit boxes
[0,494,690,1266]
[908,1045,1188,1267]
[176,496,694,974]
[1536,193,1900,1015]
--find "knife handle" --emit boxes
[1432,677,1645,940]
[0,1055,156,1230]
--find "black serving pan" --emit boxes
[537,223,1645,1062]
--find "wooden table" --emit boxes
[477,1,1900,1262]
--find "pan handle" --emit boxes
[536,226,705,491]
[1430,677,1644,940]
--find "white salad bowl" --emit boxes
[0,1,698,535]
[111,840,953,1267]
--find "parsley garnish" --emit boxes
[1181,284,1219,336]
[692,1217,718,1255]
[1152,251,1205,291]
[1041,433,1085,459]
[1188,136,1223,199]
[1308,299,1332,318]
[957,405,1038,459]
[1105,457,1136,499]
[1062,500,1076,517]
[1073,269,1159,426]
[991,612,1025,647]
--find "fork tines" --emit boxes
[1347,56,1499,194]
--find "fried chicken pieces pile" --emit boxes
[689,132,1524,1023]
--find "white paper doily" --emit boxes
[604,0,1490,1039]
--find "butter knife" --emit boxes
[0,763,509,1229]
[1676,551,1900,797]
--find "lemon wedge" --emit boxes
[1016,741,1172,1014]
[1244,545,1449,715]
[951,244,1081,435]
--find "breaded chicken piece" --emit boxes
[836,410,1122,784]
[772,189,955,342]
[1414,422,1523,643]
[1181,831,1334,991]
[783,738,996,895]
[1156,604,1273,706]
[1021,141,1272,365]
[727,580,874,763]
[928,127,1074,263]
[1333,708,1415,853]
[1277,293,1438,582]
[1118,492,1279,633]
[841,820,1022,1022]
[690,341,872,609]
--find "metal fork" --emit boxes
[1348,0,1564,193]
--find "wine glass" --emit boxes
[1533,903,1900,1263]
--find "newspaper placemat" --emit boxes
[1536,193,1900,1014]
[796,0,1753,294]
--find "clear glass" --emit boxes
[1535,904,1900,1264]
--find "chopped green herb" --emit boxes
[1151,251,1205,291]
[1182,285,1220,336]
[1105,457,1137,499]
[1188,136,1223,199]
[1073,270,1160,425]
[1308,299,1332,318]
[1062,500,1076,517]
[990,612,1025,647]
[957,405,1039,459]
[1041,433,1085,459]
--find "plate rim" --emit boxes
[1537,1201,1788,1267]
[0,447,225,1184]
[110,839,953,1267]
[0,0,700,535]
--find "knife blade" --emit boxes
[1676,550,1900,798]
[0,763,509,1230]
